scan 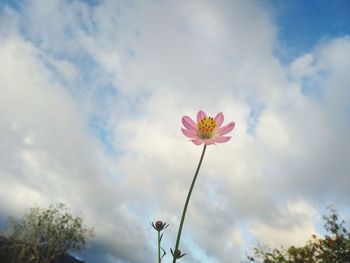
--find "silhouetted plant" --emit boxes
[246,206,350,263]
[0,203,93,263]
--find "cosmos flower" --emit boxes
[181,110,235,145]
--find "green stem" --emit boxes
[157,230,161,263]
[172,144,207,262]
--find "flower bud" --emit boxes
[171,248,186,259]
[151,220,169,232]
[155,221,164,230]
[174,249,182,258]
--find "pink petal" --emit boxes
[214,136,231,143]
[204,139,216,145]
[214,112,224,127]
[218,121,235,136]
[197,110,207,122]
[181,128,197,138]
[191,138,203,145]
[182,116,197,130]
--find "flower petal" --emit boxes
[204,139,216,145]
[197,110,207,122]
[191,138,203,145]
[214,112,224,127]
[214,136,231,143]
[182,116,197,130]
[218,121,235,136]
[181,128,197,138]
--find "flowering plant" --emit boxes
[152,110,235,262]
[151,220,169,263]
[181,110,235,145]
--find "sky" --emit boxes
[0,0,350,262]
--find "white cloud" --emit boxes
[290,53,315,79]
[250,200,318,247]
[0,34,150,262]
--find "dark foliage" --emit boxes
[246,206,350,263]
[0,236,84,263]
[0,203,93,263]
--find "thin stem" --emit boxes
[158,231,161,263]
[172,145,207,262]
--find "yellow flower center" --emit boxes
[197,116,217,139]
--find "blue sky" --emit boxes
[268,0,350,62]
[0,1,350,263]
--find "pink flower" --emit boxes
[181,110,235,145]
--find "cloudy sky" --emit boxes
[1,0,350,262]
